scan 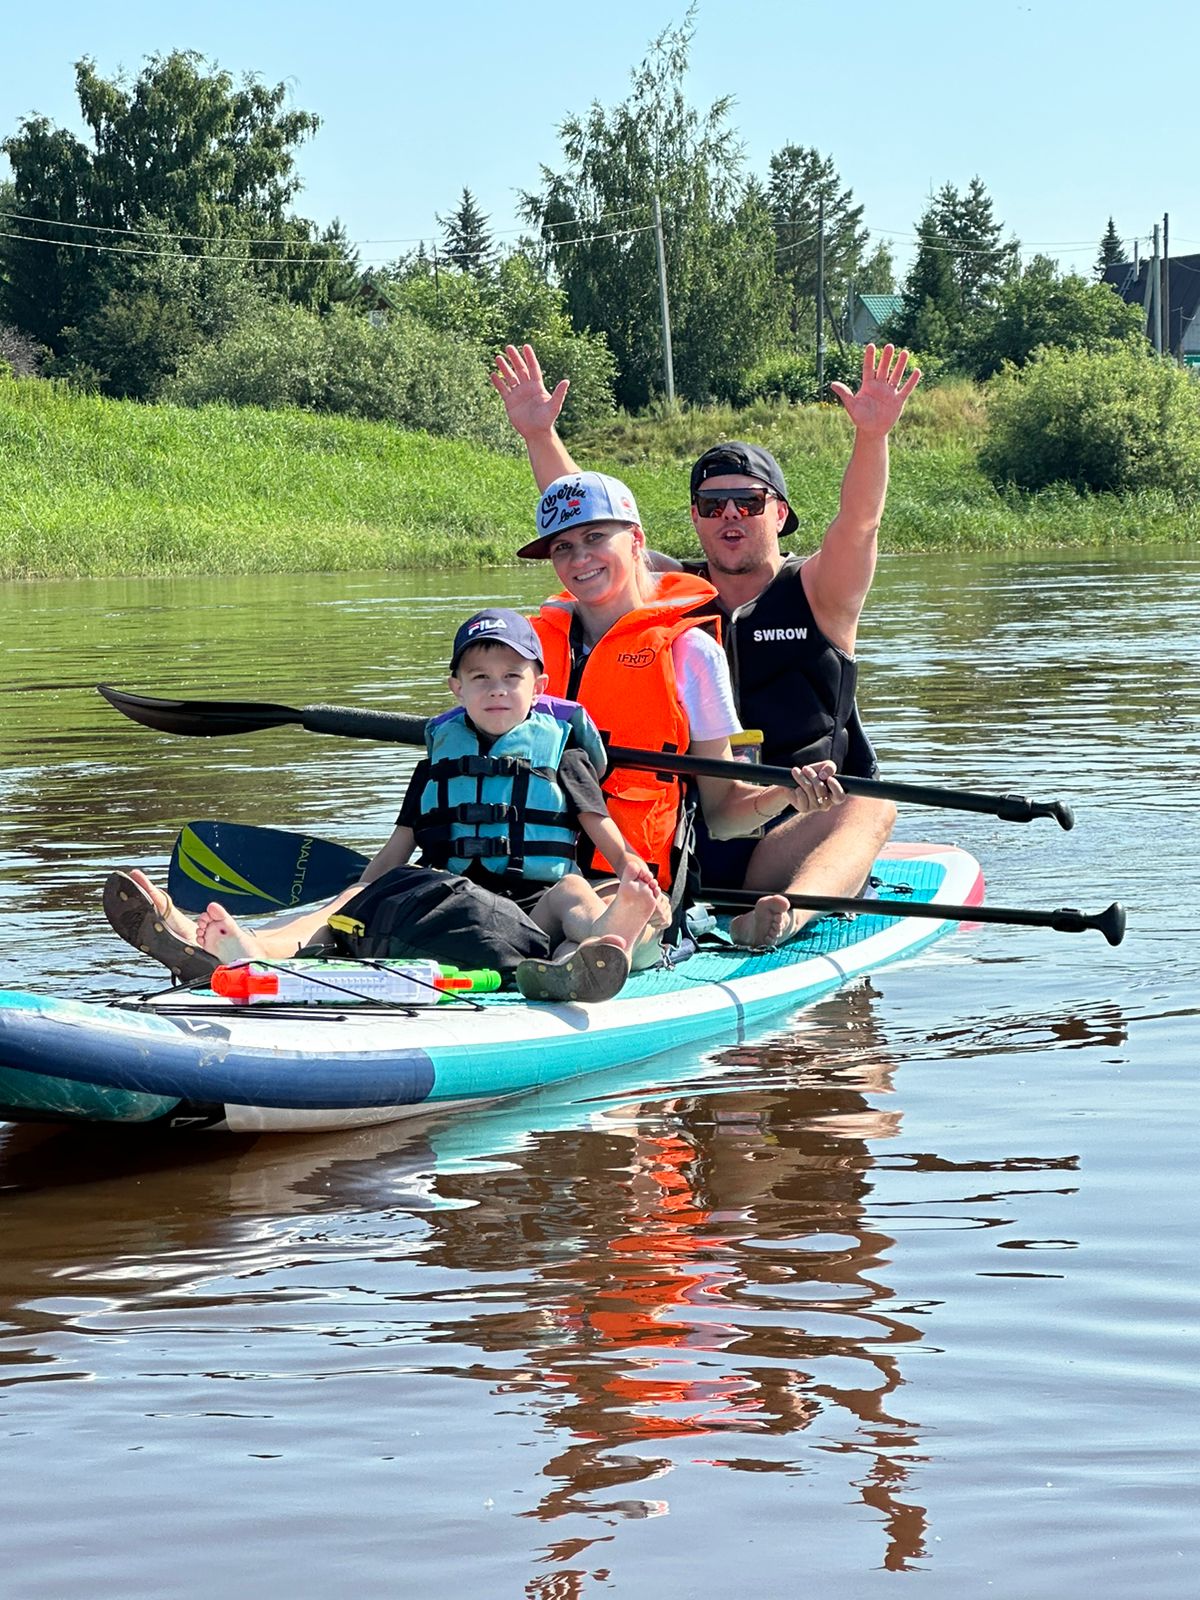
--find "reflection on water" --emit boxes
[1,552,1198,1597]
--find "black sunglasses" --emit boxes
[692,487,775,518]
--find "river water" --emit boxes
[0,552,1196,1599]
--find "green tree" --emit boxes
[45,222,268,398]
[965,255,1144,378]
[373,248,616,432]
[893,178,1018,359]
[438,188,494,276]
[0,51,351,379]
[857,240,896,296]
[767,145,867,342]
[520,14,779,409]
[892,203,961,355]
[1096,217,1127,277]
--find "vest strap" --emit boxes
[448,801,517,825]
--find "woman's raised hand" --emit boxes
[490,343,569,438]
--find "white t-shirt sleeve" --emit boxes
[670,629,742,744]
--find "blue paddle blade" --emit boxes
[167,821,370,915]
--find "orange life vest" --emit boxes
[532,572,721,888]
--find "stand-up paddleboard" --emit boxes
[0,844,982,1133]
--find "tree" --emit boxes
[891,203,960,355]
[372,248,616,432]
[438,189,494,276]
[965,255,1144,378]
[767,145,867,342]
[1096,217,1127,277]
[857,240,896,296]
[0,51,352,387]
[520,14,779,409]
[892,178,1018,360]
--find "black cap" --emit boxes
[690,442,799,538]
[449,608,543,674]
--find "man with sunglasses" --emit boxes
[491,342,920,948]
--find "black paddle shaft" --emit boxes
[96,686,1075,830]
[705,888,1127,946]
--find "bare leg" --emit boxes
[728,795,897,948]
[534,871,668,965]
[195,885,362,962]
[553,869,663,958]
[581,869,661,952]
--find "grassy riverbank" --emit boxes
[2,374,1196,578]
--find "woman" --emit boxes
[519,469,844,947]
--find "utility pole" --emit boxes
[1162,212,1171,357]
[1149,225,1161,353]
[816,194,826,399]
[652,194,675,408]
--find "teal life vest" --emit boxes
[415,704,604,883]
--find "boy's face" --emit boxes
[449,643,548,736]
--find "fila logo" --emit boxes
[753,627,808,642]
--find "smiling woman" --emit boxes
[519,469,843,942]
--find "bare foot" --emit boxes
[195,902,266,963]
[729,894,803,950]
[128,869,198,943]
[589,866,661,949]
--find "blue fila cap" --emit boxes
[449,608,543,673]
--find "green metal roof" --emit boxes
[857,294,904,319]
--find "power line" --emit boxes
[0,200,653,249]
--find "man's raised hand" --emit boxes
[829,343,921,438]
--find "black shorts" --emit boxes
[330,866,552,977]
[691,809,791,891]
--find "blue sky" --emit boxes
[1,0,1189,278]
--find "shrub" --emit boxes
[165,304,516,451]
[981,341,1200,497]
[0,323,45,377]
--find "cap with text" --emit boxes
[449,608,543,673]
[516,471,642,560]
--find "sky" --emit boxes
[0,0,1190,280]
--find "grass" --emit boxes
[1,375,1196,579]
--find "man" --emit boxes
[490,341,920,947]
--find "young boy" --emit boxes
[104,609,668,1002]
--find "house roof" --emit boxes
[1103,254,1200,351]
[856,293,905,321]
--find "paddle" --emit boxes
[97,685,1076,830]
[704,887,1127,946]
[167,821,369,915]
[164,820,1126,947]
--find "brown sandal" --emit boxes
[102,870,218,984]
[514,938,631,1004]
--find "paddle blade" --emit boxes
[97,685,300,737]
[167,821,370,915]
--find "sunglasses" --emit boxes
[693,487,775,519]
